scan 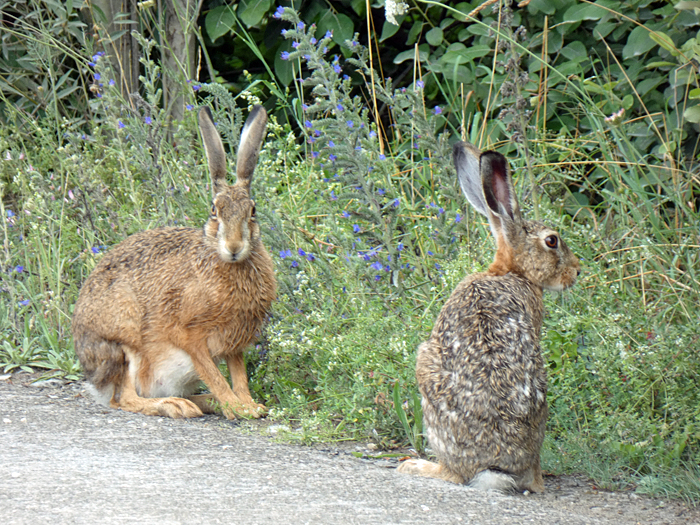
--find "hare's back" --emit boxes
[426,272,547,416]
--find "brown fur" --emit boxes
[72,105,275,420]
[398,142,580,492]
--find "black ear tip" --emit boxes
[452,141,468,164]
[480,150,508,172]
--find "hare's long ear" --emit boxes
[453,141,489,217]
[236,105,268,192]
[480,151,522,245]
[198,107,228,196]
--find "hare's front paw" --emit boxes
[155,397,205,419]
[222,401,267,420]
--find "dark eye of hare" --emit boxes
[545,235,558,249]
[210,204,217,217]
[250,203,256,217]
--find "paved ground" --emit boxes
[1,374,698,524]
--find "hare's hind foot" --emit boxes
[397,459,465,484]
[517,462,545,493]
[187,394,267,420]
[111,374,203,419]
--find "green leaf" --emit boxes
[622,94,634,109]
[563,2,606,22]
[688,88,700,99]
[205,5,235,43]
[407,21,423,46]
[394,46,429,64]
[675,1,700,10]
[683,104,700,123]
[238,0,271,28]
[425,27,443,46]
[622,26,657,59]
[317,11,354,46]
[380,16,404,42]
[648,31,677,54]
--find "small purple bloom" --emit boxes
[14,265,24,273]
[374,275,381,281]
[433,106,442,115]
[347,120,354,128]
[325,30,333,39]
[302,103,309,111]
[297,21,305,30]
[416,80,424,89]
[455,213,461,223]
[192,84,201,91]
[291,260,299,268]
[379,154,386,161]
[371,261,383,271]
[281,51,290,60]
[94,73,101,81]
[117,120,125,129]
[336,104,344,111]
[342,211,350,218]
[353,224,360,233]
[109,79,115,86]
[328,140,335,148]
[312,151,319,159]
[273,6,284,18]
[333,64,341,74]
[7,210,15,217]
[310,37,317,45]
[19,300,30,306]
[330,191,337,201]
[377,188,386,196]
[186,104,194,111]
[306,253,315,261]
[304,120,312,128]
[428,250,434,256]
[281,29,287,35]
[397,243,404,251]
[292,41,300,49]
[438,207,444,214]
[144,116,152,125]
[369,130,377,138]
[392,198,399,208]
[298,248,306,257]
[384,265,391,272]
[329,154,337,162]
[279,249,292,259]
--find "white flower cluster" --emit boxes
[385,0,409,25]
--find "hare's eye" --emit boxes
[250,204,257,217]
[545,235,558,249]
[210,204,217,217]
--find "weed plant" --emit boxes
[0,2,699,503]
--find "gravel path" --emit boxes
[1,374,698,524]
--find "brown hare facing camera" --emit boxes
[72,105,275,420]
[398,142,580,492]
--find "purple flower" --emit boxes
[333,64,342,74]
[186,104,194,111]
[310,38,317,45]
[392,198,399,208]
[325,30,333,39]
[281,51,290,60]
[273,6,284,18]
[427,250,434,256]
[369,130,377,138]
[384,265,391,272]
[117,120,125,129]
[298,248,306,257]
[377,188,386,196]
[330,190,337,201]
[329,154,337,162]
[433,106,442,115]
[370,261,383,271]
[379,154,386,161]
[306,253,316,262]
[374,275,381,281]
[144,116,152,125]
[279,249,292,259]
[335,104,344,112]
[397,243,404,251]
[304,120,312,128]
[109,79,115,86]
[302,103,309,111]
[328,140,335,148]
[192,84,201,91]
[281,29,287,35]
[6,210,15,217]
[19,300,30,306]
[312,151,319,158]
[416,80,424,89]
[297,21,305,30]
[291,260,299,268]
[94,73,101,81]
[14,265,24,273]
[455,213,461,223]
[438,207,444,214]
[347,120,354,128]
[342,211,350,218]
[292,41,300,49]
[353,224,360,233]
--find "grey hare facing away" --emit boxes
[72,105,276,420]
[398,142,580,492]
